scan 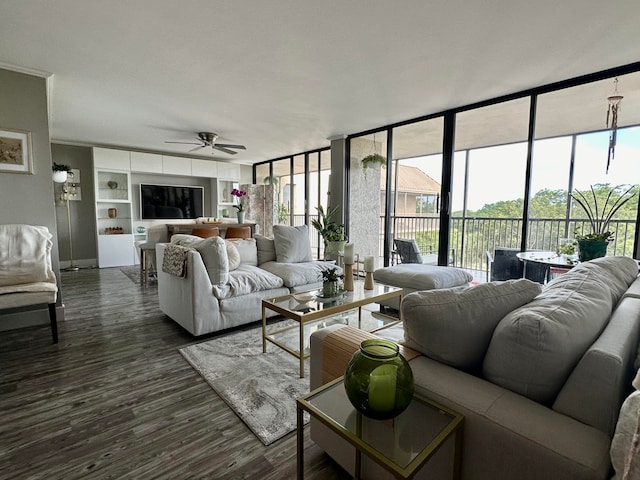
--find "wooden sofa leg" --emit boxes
[48,303,58,344]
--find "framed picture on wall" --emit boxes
[0,128,33,174]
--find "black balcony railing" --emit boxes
[291,214,635,271]
[382,215,635,273]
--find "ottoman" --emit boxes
[373,263,473,310]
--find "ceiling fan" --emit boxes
[165,132,246,155]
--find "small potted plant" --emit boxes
[570,185,635,261]
[52,163,73,183]
[321,267,344,297]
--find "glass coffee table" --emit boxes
[297,377,464,479]
[262,280,402,378]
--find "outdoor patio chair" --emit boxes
[489,247,523,281]
[393,238,438,265]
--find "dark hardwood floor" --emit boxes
[0,267,349,479]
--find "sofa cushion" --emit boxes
[254,234,277,265]
[170,234,202,246]
[225,241,241,270]
[259,260,337,288]
[212,265,284,300]
[225,238,258,266]
[273,225,313,263]
[193,236,229,286]
[373,264,473,291]
[575,256,639,305]
[483,260,618,405]
[401,279,542,371]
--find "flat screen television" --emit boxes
[140,183,204,220]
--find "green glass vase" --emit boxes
[344,339,414,420]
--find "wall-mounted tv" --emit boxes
[140,183,204,220]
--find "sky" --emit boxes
[398,126,640,212]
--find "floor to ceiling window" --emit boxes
[531,72,640,258]
[451,98,531,272]
[389,118,444,264]
[255,64,639,273]
[252,147,330,258]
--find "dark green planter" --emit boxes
[577,240,609,262]
[344,339,414,420]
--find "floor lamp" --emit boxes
[60,182,79,272]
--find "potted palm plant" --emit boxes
[311,205,346,260]
[570,185,635,261]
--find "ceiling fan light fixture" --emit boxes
[165,131,246,155]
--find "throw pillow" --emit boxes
[170,234,202,246]
[225,238,258,266]
[193,236,229,285]
[254,234,277,265]
[225,240,241,270]
[483,262,615,405]
[401,279,542,371]
[273,225,313,263]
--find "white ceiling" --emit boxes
[1,0,639,165]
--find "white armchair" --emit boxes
[0,224,59,343]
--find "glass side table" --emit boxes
[297,377,464,479]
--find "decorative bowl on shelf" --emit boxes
[291,292,316,304]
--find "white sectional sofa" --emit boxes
[156,225,339,336]
[310,256,640,480]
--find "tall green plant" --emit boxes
[570,185,636,241]
[311,205,345,244]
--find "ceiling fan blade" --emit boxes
[216,143,246,150]
[165,141,202,145]
[188,145,206,152]
[213,145,238,155]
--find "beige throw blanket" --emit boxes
[612,370,640,480]
[0,224,56,289]
[162,244,191,277]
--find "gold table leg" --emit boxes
[262,304,267,353]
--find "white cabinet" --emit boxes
[217,162,241,179]
[97,234,135,268]
[130,152,162,173]
[93,162,135,267]
[93,147,130,170]
[191,159,218,178]
[162,155,192,176]
[216,179,239,218]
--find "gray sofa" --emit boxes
[310,256,640,480]
[156,226,338,336]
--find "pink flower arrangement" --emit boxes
[231,188,248,212]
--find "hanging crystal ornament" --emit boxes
[605,77,623,174]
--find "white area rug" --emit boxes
[179,324,310,446]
